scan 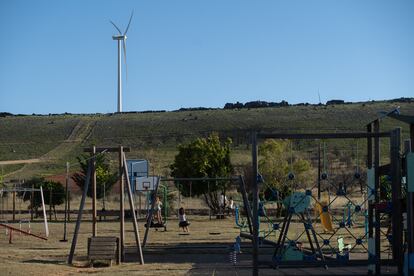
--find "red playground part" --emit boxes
[0,223,48,243]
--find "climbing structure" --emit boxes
[249,129,404,275]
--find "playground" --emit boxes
[0,167,402,276]
[0,110,412,276]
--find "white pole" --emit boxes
[40,186,49,237]
[117,39,122,113]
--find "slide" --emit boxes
[316,201,334,232]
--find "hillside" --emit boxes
[1,100,413,180]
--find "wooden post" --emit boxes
[31,184,34,221]
[12,190,15,222]
[49,189,52,222]
[251,131,259,276]
[208,182,211,220]
[318,143,321,200]
[103,181,106,213]
[123,154,144,264]
[367,125,373,167]
[373,120,381,275]
[92,146,97,237]
[390,128,403,274]
[411,123,414,158]
[142,178,160,248]
[178,183,181,218]
[119,146,125,262]
[61,162,69,242]
[408,123,414,276]
[68,161,92,264]
[68,191,71,222]
[405,137,414,276]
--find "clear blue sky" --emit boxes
[0,0,413,114]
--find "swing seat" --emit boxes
[145,221,167,231]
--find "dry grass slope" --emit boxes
[0,101,413,179]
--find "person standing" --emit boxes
[178,207,190,232]
[155,196,163,224]
[227,196,235,216]
[219,192,228,213]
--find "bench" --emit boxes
[97,210,119,221]
[97,209,139,221]
[87,236,119,266]
[216,213,225,219]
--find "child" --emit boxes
[178,207,190,232]
[227,196,235,216]
[219,192,228,213]
[155,196,163,224]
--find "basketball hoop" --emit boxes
[136,176,158,192]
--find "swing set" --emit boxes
[0,185,49,243]
[68,146,144,265]
[141,176,233,247]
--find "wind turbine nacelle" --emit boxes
[112,35,127,40]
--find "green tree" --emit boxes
[259,140,311,206]
[170,134,233,212]
[72,154,117,199]
[19,176,65,219]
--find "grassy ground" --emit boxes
[1,101,414,179]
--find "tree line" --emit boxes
[1,97,412,117]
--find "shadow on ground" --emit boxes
[124,242,399,276]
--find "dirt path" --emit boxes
[40,119,96,161]
[0,159,41,165]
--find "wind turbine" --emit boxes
[110,12,133,113]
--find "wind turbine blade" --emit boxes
[109,20,122,34]
[123,40,128,82]
[124,11,134,35]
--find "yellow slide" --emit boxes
[316,200,334,232]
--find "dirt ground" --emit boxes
[0,214,398,275]
[0,216,242,275]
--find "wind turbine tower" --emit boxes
[110,12,133,113]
